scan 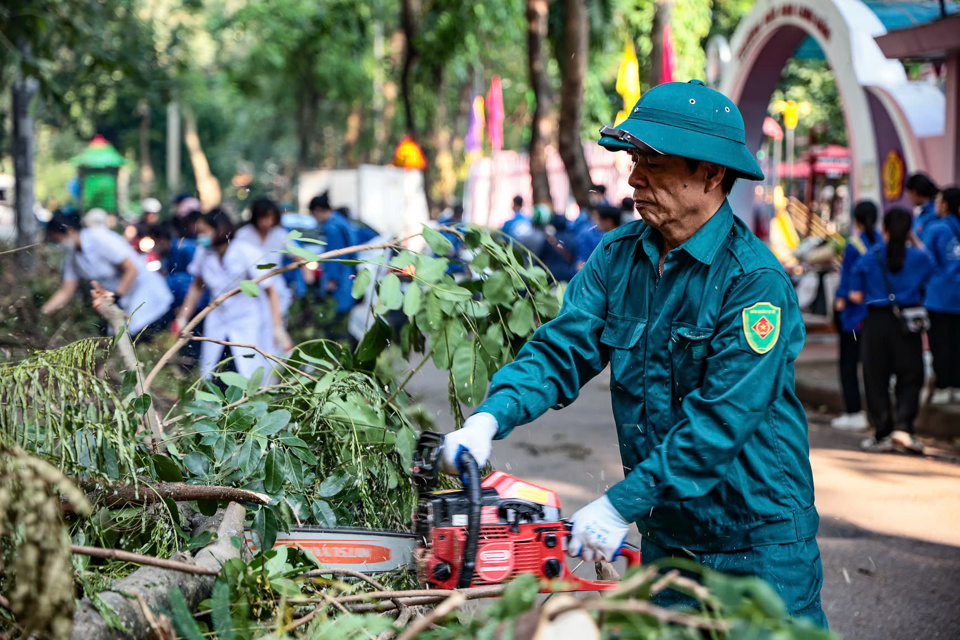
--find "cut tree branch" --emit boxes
[143,235,418,394]
[395,591,465,640]
[70,545,219,576]
[188,336,321,384]
[75,480,270,509]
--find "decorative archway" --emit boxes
[720,0,944,213]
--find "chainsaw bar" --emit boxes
[246,527,418,573]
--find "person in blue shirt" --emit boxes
[850,207,934,453]
[573,205,604,269]
[501,195,532,240]
[309,193,356,317]
[438,203,467,274]
[906,172,939,239]
[922,187,960,404]
[830,201,881,431]
[438,81,826,627]
[538,211,577,282]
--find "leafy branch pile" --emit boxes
[0,226,836,640]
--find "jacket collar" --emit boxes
[639,199,733,267]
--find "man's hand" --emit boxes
[568,495,630,562]
[171,315,189,336]
[834,297,846,313]
[90,281,116,311]
[441,413,498,475]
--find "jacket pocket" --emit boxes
[670,323,712,402]
[600,314,646,396]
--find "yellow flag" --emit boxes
[615,41,641,125]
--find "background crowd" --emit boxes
[832,172,960,453]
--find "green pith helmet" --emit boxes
[598,79,764,181]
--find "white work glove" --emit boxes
[441,412,498,475]
[273,325,294,353]
[568,495,631,562]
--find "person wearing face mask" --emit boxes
[174,209,292,381]
[42,210,174,337]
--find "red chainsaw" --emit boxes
[251,432,641,591]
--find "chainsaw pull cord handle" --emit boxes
[455,447,482,589]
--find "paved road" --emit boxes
[407,363,960,639]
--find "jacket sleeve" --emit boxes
[477,239,611,438]
[606,268,802,522]
[835,243,857,299]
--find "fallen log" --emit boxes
[63,480,270,512]
[69,502,246,640]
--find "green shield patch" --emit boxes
[742,302,781,354]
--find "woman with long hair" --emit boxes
[923,187,960,403]
[849,208,934,452]
[831,201,881,431]
[174,209,292,381]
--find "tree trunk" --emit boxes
[296,66,319,170]
[342,101,364,167]
[527,0,554,206]
[137,100,154,201]
[432,73,457,207]
[182,110,222,211]
[557,0,592,210]
[399,0,421,137]
[648,0,674,87]
[12,60,38,271]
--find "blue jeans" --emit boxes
[641,535,828,628]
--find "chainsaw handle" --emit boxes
[455,448,481,589]
[557,540,643,592]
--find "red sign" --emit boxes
[476,541,514,583]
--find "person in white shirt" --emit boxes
[42,211,174,336]
[233,197,293,335]
[174,209,293,381]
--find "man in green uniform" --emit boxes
[441,80,825,626]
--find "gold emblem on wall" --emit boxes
[882,150,904,201]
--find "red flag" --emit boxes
[486,75,504,151]
[660,24,677,85]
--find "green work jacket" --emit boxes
[477,200,818,552]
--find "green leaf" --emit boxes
[355,318,391,365]
[389,251,416,269]
[402,283,423,317]
[264,448,285,493]
[317,472,348,498]
[194,499,218,516]
[482,270,513,305]
[311,500,337,527]
[246,368,265,395]
[507,298,535,336]
[167,586,206,640]
[433,275,473,302]
[152,454,183,482]
[255,263,277,270]
[286,230,303,242]
[251,507,278,551]
[422,291,444,331]
[290,445,318,466]
[240,280,260,297]
[225,385,243,404]
[218,371,249,390]
[112,324,126,347]
[414,255,448,283]
[451,341,489,406]
[133,393,152,415]
[183,452,211,478]
[431,320,467,370]
[210,580,235,640]
[378,272,403,310]
[236,437,262,474]
[422,224,454,256]
[470,250,490,271]
[395,427,417,473]
[254,410,291,437]
[121,369,139,397]
[351,268,372,299]
[270,577,302,598]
